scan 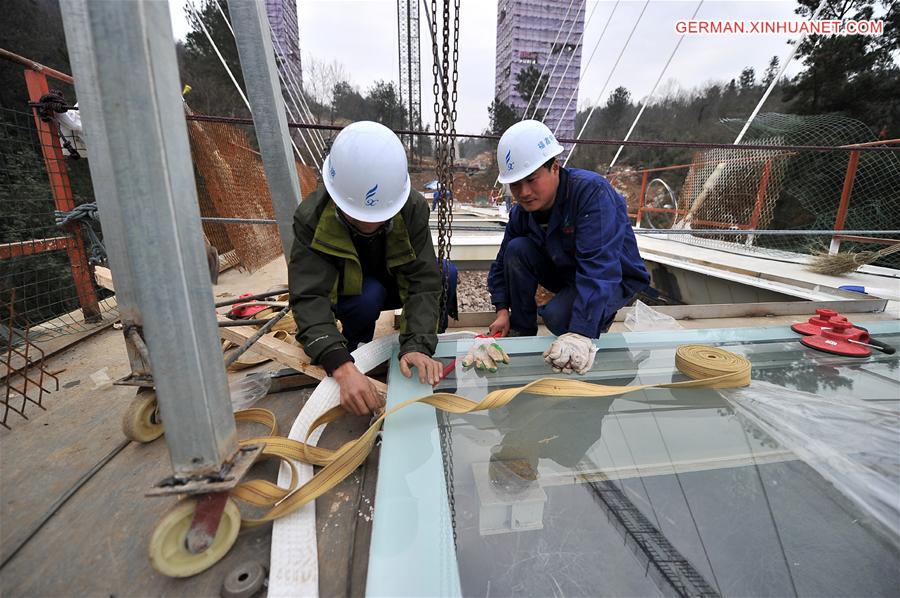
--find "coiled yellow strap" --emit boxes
[230,345,750,526]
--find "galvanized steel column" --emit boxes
[228,0,303,258]
[60,0,238,475]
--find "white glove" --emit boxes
[543,333,598,375]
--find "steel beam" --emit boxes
[60,0,237,475]
[227,0,303,259]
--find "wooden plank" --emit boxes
[216,315,388,397]
[94,265,115,292]
[315,415,380,597]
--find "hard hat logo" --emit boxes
[505,149,515,172]
[365,184,379,206]
[330,165,336,179]
[496,120,565,184]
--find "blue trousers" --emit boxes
[334,261,458,350]
[502,237,614,336]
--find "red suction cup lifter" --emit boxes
[801,323,871,357]
[791,309,865,336]
[791,308,838,335]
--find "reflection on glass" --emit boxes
[436,334,900,597]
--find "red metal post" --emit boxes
[23,70,101,322]
[829,150,860,255]
[634,171,649,228]
[747,159,772,231]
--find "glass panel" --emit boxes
[433,333,900,597]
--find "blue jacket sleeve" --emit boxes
[487,207,524,308]
[568,184,627,337]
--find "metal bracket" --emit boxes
[146,444,263,497]
[186,491,230,554]
[113,373,154,387]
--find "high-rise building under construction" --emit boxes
[265,0,303,89]
[495,0,585,143]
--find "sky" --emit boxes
[168,1,814,135]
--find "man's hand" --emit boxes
[332,362,383,416]
[462,340,510,373]
[489,308,511,337]
[543,333,598,375]
[399,351,443,385]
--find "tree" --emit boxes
[303,55,349,123]
[365,81,406,130]
[762,55,781,87]
[488,97,519,135]
[514,65,549,119]
[604,86,633,127]
[331,81,367,122]
[738,67,756,93]
[783,0,900,136]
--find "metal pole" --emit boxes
[227,0,303,260]
[829,150,860,255]
[634,171,649,229]
[745,158,772,247]
[23,70,101,323]
[60,0,237,476]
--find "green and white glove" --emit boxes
[543,332,598,375]
[461,339,511,373]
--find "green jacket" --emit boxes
[288,184,441,363]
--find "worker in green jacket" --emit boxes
[288,121,457,416]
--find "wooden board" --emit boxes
[217,315,388,397]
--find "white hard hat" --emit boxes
[496,120,564,184]
[322,121,411,222]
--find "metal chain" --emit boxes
[431,0,460,551]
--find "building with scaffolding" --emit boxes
[265,0,302,89]
[495,0,585,142]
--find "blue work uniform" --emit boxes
[487,167,649,337]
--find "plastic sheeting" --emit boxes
[722,381,900,546]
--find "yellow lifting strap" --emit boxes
[230,345,751,526]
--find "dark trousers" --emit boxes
[503,237,615,336]
[334,260,458,350]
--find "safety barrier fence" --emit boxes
[2,49,898,342]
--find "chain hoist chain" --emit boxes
[430,0,460,551]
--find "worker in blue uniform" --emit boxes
[486,120,650,374]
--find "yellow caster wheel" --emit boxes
[122,388,164,443]
[149,497,241,578]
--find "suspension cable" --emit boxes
[280,7,329,150]
[209,0,320,163]
[186,0,250,113]
[527,0,595,122]
[545,0,614,135]
[520,0,579,119]
[268,29,326,160]
[195,0,307,165]
[733,1,827,145]
[608,0,703,172]
[564,0,650,166]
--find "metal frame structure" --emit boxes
[60,0,238,476]
[0,49,101,323]
[397,0,422,159]
[227,0,303,260]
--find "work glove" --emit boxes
[543,332,598,375]
[461,338,510,373]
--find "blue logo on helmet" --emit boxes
[504,149,514,172]
[330,165,336,178]
[364,184,379,206]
